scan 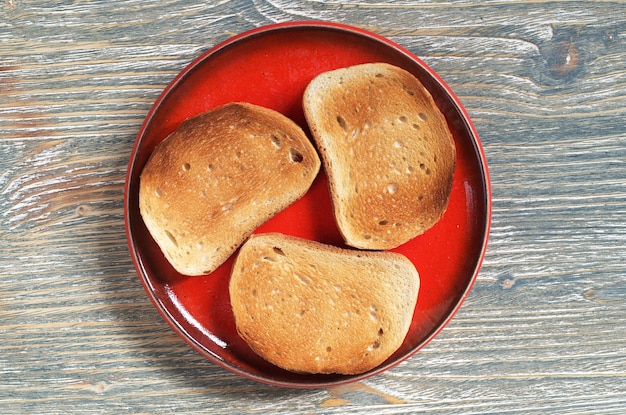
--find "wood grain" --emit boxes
[2,0,625,413]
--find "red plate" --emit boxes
[124,21,491,388]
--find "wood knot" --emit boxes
[501,278,515,290]
[546,41,580,78]
[498,273,516,290]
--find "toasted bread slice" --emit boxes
[303,62,456,249]
[139,103,320,276]
[229,233,420,375]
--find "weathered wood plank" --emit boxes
[1,0,625,413]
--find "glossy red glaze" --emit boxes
[124,21,491,388]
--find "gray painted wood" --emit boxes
[1,1,625,413]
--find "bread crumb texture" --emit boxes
[303,62,456,249]
[229,233,420,375]
[139,103,320,276]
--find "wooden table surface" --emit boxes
[2,1,625,414]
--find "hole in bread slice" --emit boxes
[272,246,286,257]
[336,115,348,132]
[289,148,304,163]
[270,134,282,148]
[164,230,178,247]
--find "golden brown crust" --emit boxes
[139,103,320,276]
[303,63,456,249]
[229,233,420,375]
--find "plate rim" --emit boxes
[124,20,492,388]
